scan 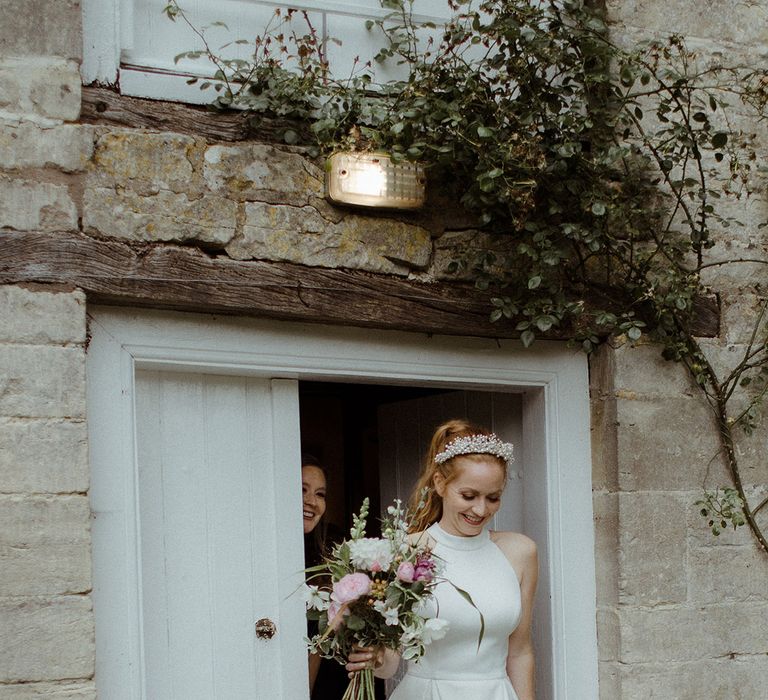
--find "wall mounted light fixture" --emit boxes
[325,152,426,210]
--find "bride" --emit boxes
[346,419,538,700]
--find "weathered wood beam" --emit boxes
[81,86,305,143]
[0,230,520,338]
[0,230,719,338]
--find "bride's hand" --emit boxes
[345,645,384,677]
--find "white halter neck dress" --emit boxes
[390,522,522,700]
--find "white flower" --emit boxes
[421,618,449,645]
[373,600,400,626]
[348,537,394,571]
[399,621,423,647]
[303,584,330,611]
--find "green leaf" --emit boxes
[345,615,365,631]
[591,202,606,216]
[477,126,494,138]
[535,315,555,332]
[448,583,485,650]
[520,329,535,348]
[627,326,642,341]
[711,132,728,148]
[528,276,542,289]
[283,129,299,145]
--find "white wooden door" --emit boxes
[121,371,306,699]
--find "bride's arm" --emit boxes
[502,534,538,700]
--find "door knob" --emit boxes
[255,618,277,640]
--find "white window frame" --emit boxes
[82,0,448,103]
[88,306,599,699]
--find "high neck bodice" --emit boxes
[427,522,490,551]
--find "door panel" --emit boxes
[135,372,306,699]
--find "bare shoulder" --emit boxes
[490,531,538,578]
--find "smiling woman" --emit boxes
[301,453,352,698]
[347,419,538,700]
[301,455,327,538]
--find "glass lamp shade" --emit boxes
[325,152,426,209]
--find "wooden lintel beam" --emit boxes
[0,230,519,339]
[0,230,719,339]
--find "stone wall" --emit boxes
[1,0,767,698]
[0,286,94,699]
[591,2,768,696]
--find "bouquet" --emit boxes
[304,498,481,700]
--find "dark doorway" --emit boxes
[298,380,451,537]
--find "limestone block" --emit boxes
[0,58,81,122]
[619,657,768,700]
[0,596,94,682]
[696,339,750,384]
[616,396,728,491]
[589,344,619,491]
[83,187,237,245]
[720,291,768,346]
[731,425,768,484]
[90,131,198,195]
[617,492,688,606]
[606,0,766,47]
[593,492,619,606]
[0,120,94,173]
[0,345,85,418]
[700,232,768,289]
[203,143,324,204]
[619,602,768,663]
[0,419,88,494]
[596,607,620,663]
[0,1,82,61]
[688,544,768,605]
[613,341,697,398]
[230,201,432,274]
[0,682,96,699]
[598,661,621,700]
[0,176,78,232]
[0,495,91,595]
[0,286,86,344]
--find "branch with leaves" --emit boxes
[164,0,768,552]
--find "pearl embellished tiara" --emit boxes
[434,433,515,465]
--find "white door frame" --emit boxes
[87,306,598,699]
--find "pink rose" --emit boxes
[331,572,372,604]
[414,556,435,583]
[396,561,415,583]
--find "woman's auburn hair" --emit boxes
[406,418,507,534]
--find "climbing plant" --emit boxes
[164,0,768,552]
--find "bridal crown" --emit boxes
[434,433,515,465]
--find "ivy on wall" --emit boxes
[164,0,768,551]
